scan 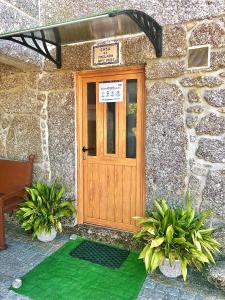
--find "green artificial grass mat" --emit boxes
[12,238,146,300]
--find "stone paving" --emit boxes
[0,223,69,299]
[138,270,225,300]
[1,223,225,300]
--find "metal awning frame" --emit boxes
[0,28,62,68]
[0,10,162,69]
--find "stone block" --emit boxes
[189,159,209,176]
[6,115,43,162]
[59,44,92,71]
[210,50,225,71]
[201,170,225,217]
[0,1,38,34]
[204,89,225,107]
[177,0,224,23]
[180,76,223,88]
[187,105,204,114]
[190,22,224,47]
[195,113,225,135]
[188,90,200,103]
[186,114,198,128]
[146,82,187,203]
[38,72,74,91]
[196,138,225,163]
[121,36,155,65]
[146,60,185,79]
[0,63,21,74]
[0,73,38,90]
[6,0,39,19]
[162,25,187,57]
[189,159,208,176]
[26,73,39,89]
[0,89,38,114]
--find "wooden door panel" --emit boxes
[114,165,123,223]
[77,67,145,232]
[106,165,115,222]
[92,163,100,220]
[85,163,139,228]
[86,163,93,218]
[122,166,137,225]
[99,164,107,221]
[130,167,137,225]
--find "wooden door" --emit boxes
[77,66,145,232]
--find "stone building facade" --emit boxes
[0,1,225,227]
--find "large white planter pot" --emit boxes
[37,228,57,242]
[159,258,182,278]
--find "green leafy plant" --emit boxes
[17,181,75,239]
[134,193,220,281]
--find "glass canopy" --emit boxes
[0,10,162,68]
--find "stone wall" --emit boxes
[0,14,225,225]
[144,17,225,221]
[0,70,76,199]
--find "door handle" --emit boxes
[82,146,95,153]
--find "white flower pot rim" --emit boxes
[37,227,57,243]
[159,257,182,278]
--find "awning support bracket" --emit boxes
[0,29,61,68]
[109,10,163,57]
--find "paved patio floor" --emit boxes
[0,223,225,300]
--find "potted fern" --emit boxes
[17,181,75,242]
[134,194,220,281]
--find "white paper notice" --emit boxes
[99,81,123,103]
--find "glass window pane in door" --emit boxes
[107,102,116,154]
[87,82,96,156]
[126,79,137,158]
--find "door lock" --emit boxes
[82,146,95,153]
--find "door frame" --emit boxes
[75,65,146,227]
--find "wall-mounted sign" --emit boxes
[92,42,120,67]
[99,81,123,103]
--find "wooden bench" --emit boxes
[0,155,34,250]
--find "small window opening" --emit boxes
[187,45,211,70]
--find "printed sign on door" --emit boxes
[99,81,123,103]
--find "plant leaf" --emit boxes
[144,247,153,272]
[139,244,151,259]
[166,225,174,244]
[154,201,165,217]
[180,257,188,281]
[150,250,164,272]
[151,237,165,248]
